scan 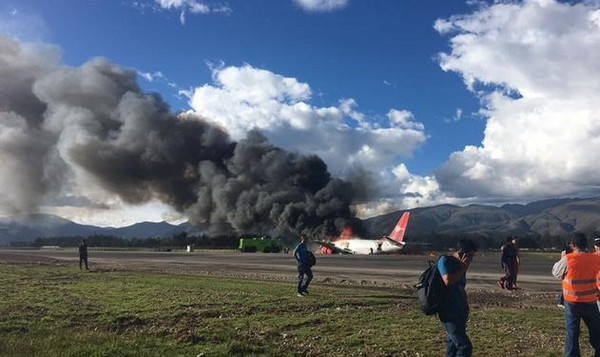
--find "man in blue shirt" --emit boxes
[437,238,478,357]
[293,234,313,297]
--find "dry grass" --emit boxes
[0,262,592,356]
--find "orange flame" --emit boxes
[338,224,354,240]
[320,246,333,255]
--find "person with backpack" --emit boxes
[293,234,314,297]
[436,238,478,357]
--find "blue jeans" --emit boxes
[297,264,313,293]
[440,317,472,357]
[564,301,600,357]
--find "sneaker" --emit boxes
[557,304,564,309]
[297,293,304,297]
[301,290,309,295]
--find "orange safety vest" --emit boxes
[562,252,600,303]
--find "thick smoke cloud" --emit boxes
[0,35,355,237]
[0,37,60,214]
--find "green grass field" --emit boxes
[0,262,592,357]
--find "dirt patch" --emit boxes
[468,288,557,309]
[0,253,62,265]
[0,250,559,309]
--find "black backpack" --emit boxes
[307,251,317,267]
[414,256,446,315]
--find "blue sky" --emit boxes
[2,0,600,227]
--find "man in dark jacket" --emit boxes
[437,238,478,357]
[79,239,89,270]
[293,234,313,297]
[498,236,520,289]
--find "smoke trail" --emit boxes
[0,36,356,237]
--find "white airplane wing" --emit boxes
[315,241,354,254]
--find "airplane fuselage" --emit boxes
[317,211,410,255]
[330,238,404,255]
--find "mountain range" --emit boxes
[362,197,600,243]
[0,214,199,245]
[2,197,600,245]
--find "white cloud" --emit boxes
[0,8,48,42]
[353,164,461,219]
[452,108,463,122]
[153,0,231,24]
[387,109,424,130]
[293,0,349,12]
[137,70,165,82]
[434,0,600,200]
[186,63,429,211]
[44,199,184,228]
[137,69,178,88]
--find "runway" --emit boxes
[0,248,562,292]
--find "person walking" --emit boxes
[293,234,313,297]
[437,238,479,357]
[498,236,520,290]
[78,239,89,270]
[595,237,600,312]
[552,232,600,357]
[509,236,520,288]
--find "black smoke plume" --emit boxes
[0,36,356,238]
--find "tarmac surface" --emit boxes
[0,248,561,292]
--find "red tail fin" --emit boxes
[388,212,410,243]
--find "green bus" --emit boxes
[238,236,282,253]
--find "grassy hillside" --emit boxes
[4,197,600,247]
[0,263,587,356]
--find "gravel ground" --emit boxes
[0,249,562,309]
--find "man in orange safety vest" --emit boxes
[552,232,600,357]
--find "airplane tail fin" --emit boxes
[387,212,410,244]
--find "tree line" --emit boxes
[10,231,578,251]
[12,232,240,250]
[406,232,574,250]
